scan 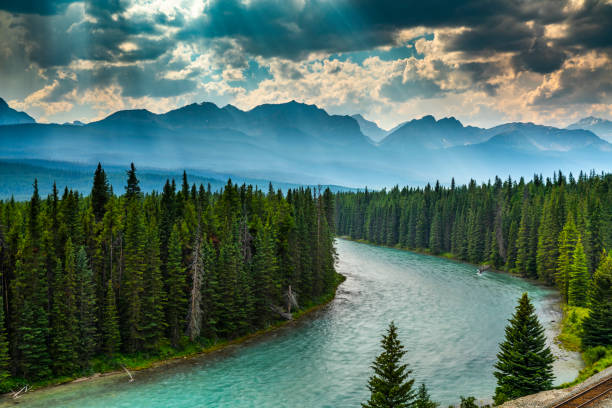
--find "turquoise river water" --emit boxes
[2,239,582,407]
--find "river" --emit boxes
[1,239,582,407]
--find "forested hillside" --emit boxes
[0,164,338,389]
[336,171,612,296]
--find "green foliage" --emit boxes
[0,295,10,383]
[362,322,416,408]
[91,162,110,222]
[414,383,439,408]
[493,293,555,405]
[75,246,98,368]
[458,396,478,408]
[50,241,79,375]
[557,305,589,351]
[557,217,579,301]
[166,225,187,347]
[581,252,612,348]
[102,279,121,355]
[568,239,589,307]
[337,172,609,289]
[562,346,612,387]
[0,163,338,392]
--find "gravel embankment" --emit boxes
[499,365,612,408]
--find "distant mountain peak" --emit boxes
[567,116,612,142]
[222,104,242,112]
[351,113,387,143]
[102,109,156,121]
[0,97,8,109]
[419,114,436,123]
[574,116,606,125]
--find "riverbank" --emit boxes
[1,239,581,407]
[2,272,346,401]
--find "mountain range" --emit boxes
[1,97,611,191]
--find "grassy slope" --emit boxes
[557,305,612,387]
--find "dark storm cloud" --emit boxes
[511,38,566,74]
[0,0,78,15]
[179,0,571,63]
[11,0,170,69]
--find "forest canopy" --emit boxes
[0,164,338,388]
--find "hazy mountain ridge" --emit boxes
[0,159,356,200]
[568,116,612,142]
[0,97,35,125]
[380,115,489,150]
[351,114,388,142]
[1,98,611,188]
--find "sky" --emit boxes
[1,0,611,129]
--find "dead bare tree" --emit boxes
[285,285,298,315]
[186,225,203,341]
[120,364,134,382]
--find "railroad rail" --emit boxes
[550,375,612,408]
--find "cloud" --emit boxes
[529,52,612,105]
[1,0,611,128]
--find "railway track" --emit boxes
[550,376,612,408]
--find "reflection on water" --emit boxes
[2,239,582,407]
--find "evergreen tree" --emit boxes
[91,162,110,222]
[50,241,79,375]
[515,198,533,276]
[0,294,10,383]
[75,246,97,366]
[568,238,589,307]
[124,163,141,200]
[252,223,279,326]
[414,383,438,408]
[166,225,187,347]
[362,322,415,408]
[0,167,340,384]
[121,198,146,352]
[557,217,579,300]
[101,280,121,355]
[11,182,52,380]
[141,219,166,348]
[536,197,558,284]
[581,252,612,348]
[493,293,554,405]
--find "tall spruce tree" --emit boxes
[91,162,110,222]
[50,242,79,375]
[568,238,589,307]
[75,246,98,367]
[0,294,10,384]
[12,181,52,380]
[166,225,187,347]
[141,219,166,348]
[124,163,141,200]
[362,322,415,408]
[414,383,438,408]
[493,293,554,405]
[581,252,612,348]
[121,198,146,352]
[556,217,579,300]
[101,279,121,355]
